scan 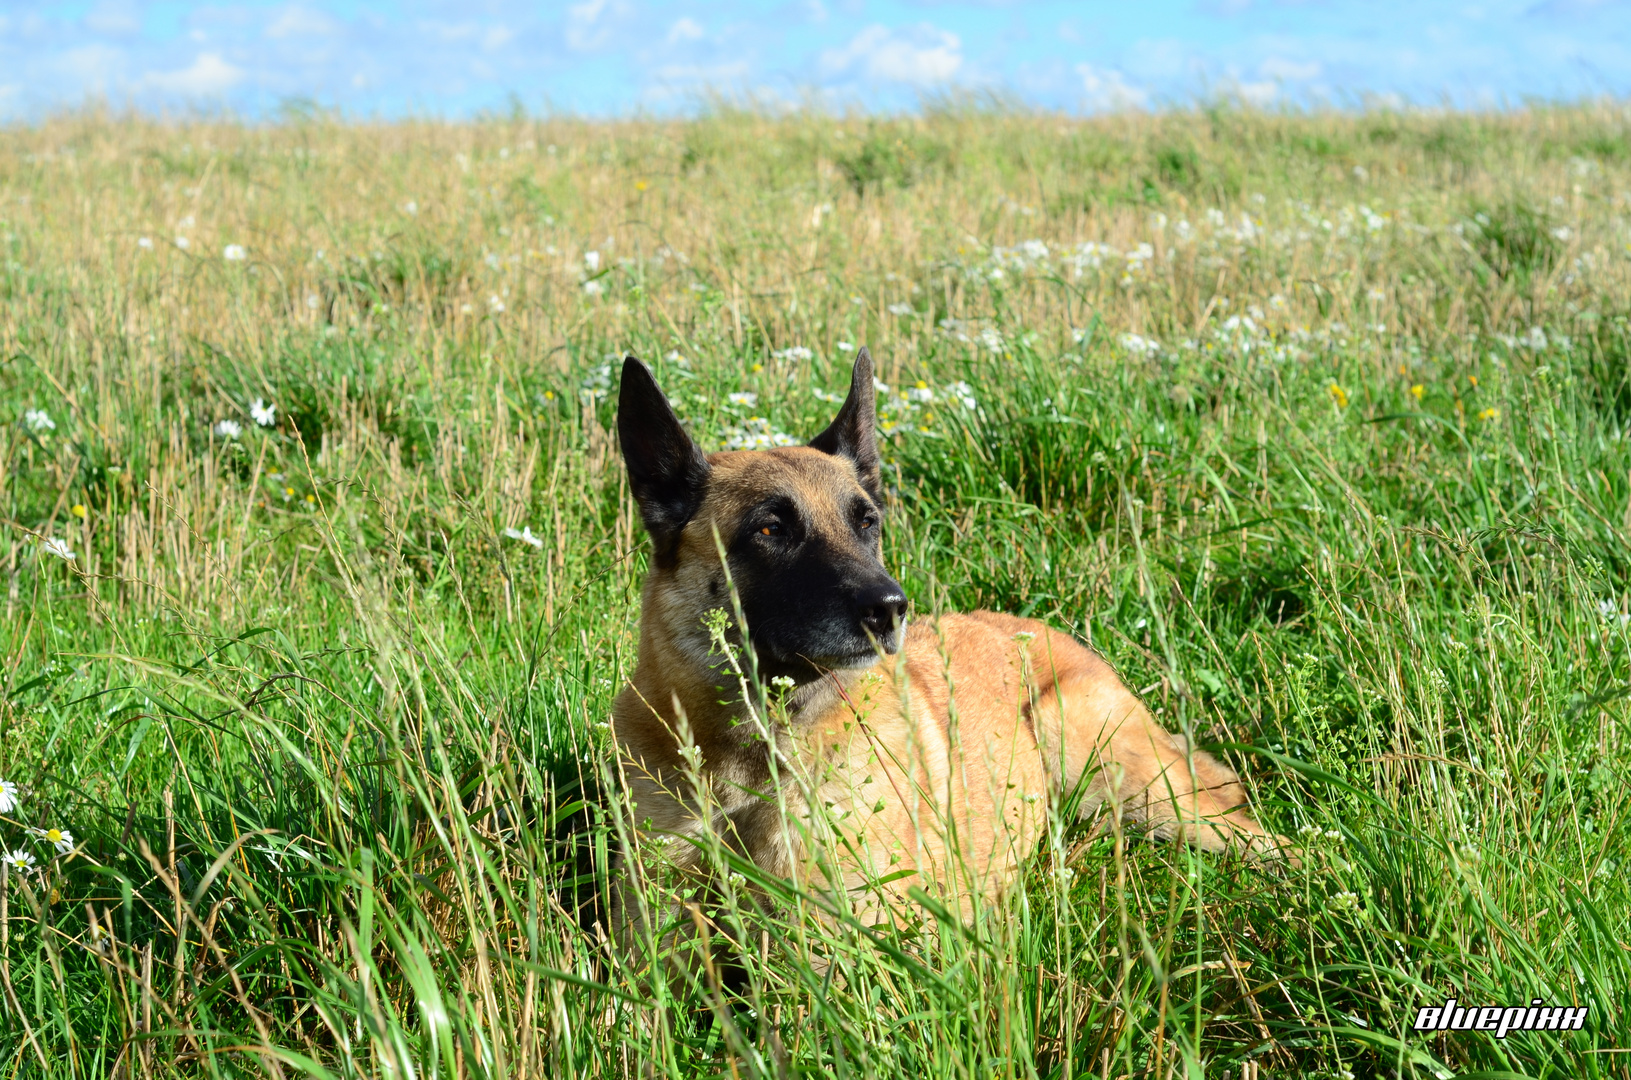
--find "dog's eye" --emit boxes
[859,515,878,531]
[758,523,783,536]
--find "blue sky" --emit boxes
[2,1,1629,120]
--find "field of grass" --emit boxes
[1,101,1630,1078]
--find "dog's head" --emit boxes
[618,348,907,683]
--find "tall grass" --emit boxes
[1,102,1628,1077]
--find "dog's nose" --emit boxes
[855,580,908,639]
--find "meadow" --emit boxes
[1,101,1629,1078]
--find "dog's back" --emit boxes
[793,612,1272,918]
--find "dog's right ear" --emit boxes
[618,356,710,567]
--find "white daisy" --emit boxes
[28,827,73,855]
[41,537,74,561]
[0,779,18,813]
[214,419,243,439]
[24,409,55,433]
[250,399,276,427]
[728,392,758,408]
[2,850,35,873]
[503,526,544,548]
[223,244,246,261]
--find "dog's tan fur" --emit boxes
[612,355,1282,938]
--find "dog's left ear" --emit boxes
[619,355,711,567]
[809,346,881,500]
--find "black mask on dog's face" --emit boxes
[618,348,907,682]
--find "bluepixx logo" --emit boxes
[1414,998,1587,1038]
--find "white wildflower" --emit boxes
[1552,226,1572,242]
[887,303,912,316]
[29,827,73,855]
[584,250,601,272]
[0,779,18,813]
[772,346,813,362]
[1599,599,1631,626]
[214,419,243,439]
[947,381,977,410]
[837,341,855,352]
[503,526,544,548]
[1120,333,1161,357]
[137,236,153,249]
[723,417,798,450]
[175,236,190,250]
[583,280,603,296]
[250,399,276,426]
[2,850,35,873]
[24,409,55,433]
[488,294,506,314]
[402,200,418,215]
[728,392,758,408]
[40,537,74,561]
[223,244,246,261]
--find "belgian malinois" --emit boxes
[611,349,1282,934]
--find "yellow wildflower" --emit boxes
[1410,384,1424,401]
[1328,383,1349,409]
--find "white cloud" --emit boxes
[652,61,750,83]
[266,7,339,40]
[667,17,704,44]
[1259,56,1321,81]
[143,52,245,95]
[1235,79,1279,106]
[1075,63,1148,110]
[58,43,127,92]
[85,2,140,36]
[820,24,963,87]
[566,0,620,52]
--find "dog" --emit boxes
[610,348,1283,940]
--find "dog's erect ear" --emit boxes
[809,346,881,500]
[618,356,710,566]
